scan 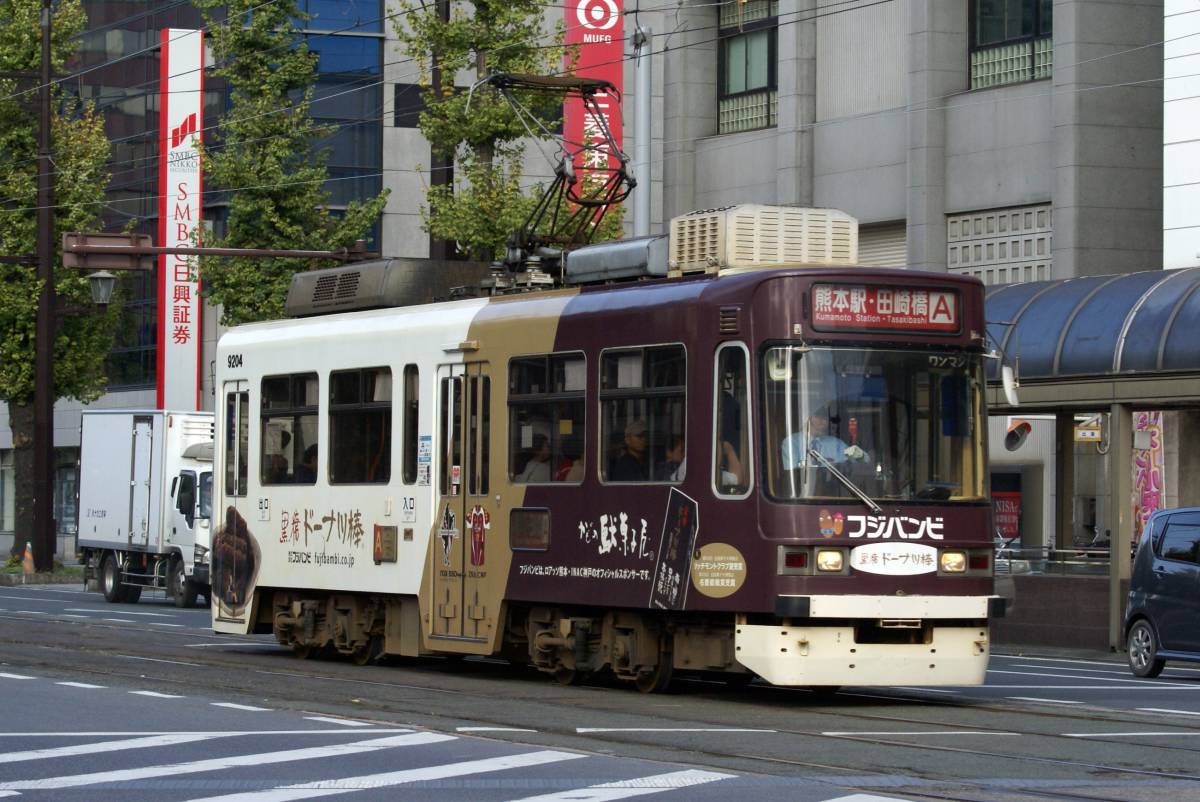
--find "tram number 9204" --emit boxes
[227,353,244,369]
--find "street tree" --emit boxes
[0,0,116,559]
[395,0,624,262]
[193,0,389,327]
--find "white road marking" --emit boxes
[456,727,538,733]
[576,728,775,733]
[975,684,1200,690]
[0,673,34,680]
[0,732,454,790]
[303,717,372,727]
[55,682,105,689]
[65,608,175,617]
[101,618,135,623]
[186,642,283,649]
[0,733,223,764]
[1065,731,1200,738]
[0,594,68,602]
[58,614,89,618]
[1010,663,1131,676]
[211,702,271,711]
[1007,697,1083,705]
[116,654,201,667]
[1137,708,1200,717]
[0,730,414,737]
[507,769,735,801]
[130,690,184,699]
[825,796,920,802]
[181,749,586,802]
[822,731,1018,737]
[892,687,960,694]
[986,669,1183,684]
[16,610,46,615]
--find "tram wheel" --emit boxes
[634,633,674,694]
[553,665,583,686]
[350,636,382,666]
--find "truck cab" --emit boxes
[167,441,214,606]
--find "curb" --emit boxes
[0,573,84,586]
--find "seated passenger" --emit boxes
[610,420,649,481]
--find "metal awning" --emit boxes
[985,268,1200,412]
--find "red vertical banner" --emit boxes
[564,0,624,198]
[992,491,1022,544]
[158,28,204,410]
[1132,411,1166,549]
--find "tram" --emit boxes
[211,205,1004,691]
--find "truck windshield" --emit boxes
[198,472,212,520]
[762,346,986,503]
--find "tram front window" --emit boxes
[762,346,986,503]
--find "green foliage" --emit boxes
[194,0,389,327]
[396,0,612,261]
[0,0,117,406]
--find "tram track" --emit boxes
[4,610,1200,800]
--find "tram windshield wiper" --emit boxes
[808,447,883,515]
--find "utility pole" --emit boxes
[32,0,55,572]
[632,25,652,238]
[428,0,453,260]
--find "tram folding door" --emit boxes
[215,381,254,624]
[432,363,495,643]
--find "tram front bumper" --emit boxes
[735,595,994,687]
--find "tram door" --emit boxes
[432,363,494,642]
[215,381,251,622]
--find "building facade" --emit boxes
[0,0,1170,557]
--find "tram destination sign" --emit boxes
[811,284,960,333]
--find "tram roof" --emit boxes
[984,268,1200,411]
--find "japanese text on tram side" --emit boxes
[278,507,365,568]
[518,565,651,581]
[577,513,654,559]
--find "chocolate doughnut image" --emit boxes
[212,505,259,614]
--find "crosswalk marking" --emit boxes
[212,702,272,711]
[0,732,454,790]
[0,733,223,764]
[130,690,184,699]
[507,769,735,801]
[0,673,33,680]
[182,749,587,802]
[55,681,105,689]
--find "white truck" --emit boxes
[78,410,214,607]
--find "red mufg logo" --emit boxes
[171,113,197,148]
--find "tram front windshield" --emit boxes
[762,346,986,503]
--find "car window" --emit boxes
[1158,521,1200,565]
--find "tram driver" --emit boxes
[780,410,868,469]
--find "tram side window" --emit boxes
[260,373,318,485]
[508,353,585,483]
[714,345,750,495]
[600,345,686,483]
[402,365,419,485]
[329,367,392,484]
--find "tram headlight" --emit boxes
[815,549,844,572]
[940,550,967,573]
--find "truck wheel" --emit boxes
[170,559,199,608]
[101,554,123,603]
[124,584,142,604]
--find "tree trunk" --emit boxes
[9,402,35,561]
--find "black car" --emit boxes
[1124,507,1200,677]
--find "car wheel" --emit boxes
[1127,619,1166,678]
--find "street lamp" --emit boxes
[86,271,117,308]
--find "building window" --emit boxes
[329,367,391,484]
[947,204,1052,285]
[718,0,777,134]
[106,272,157,390]
[394,83,425,128]
[54,448,80,537]
[0,450,13,535]
[261,373,319,485]
[600,345,686,483]
[970,0,1052,89]
[508,353,585,484]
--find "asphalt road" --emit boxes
[1,584,1199,802]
